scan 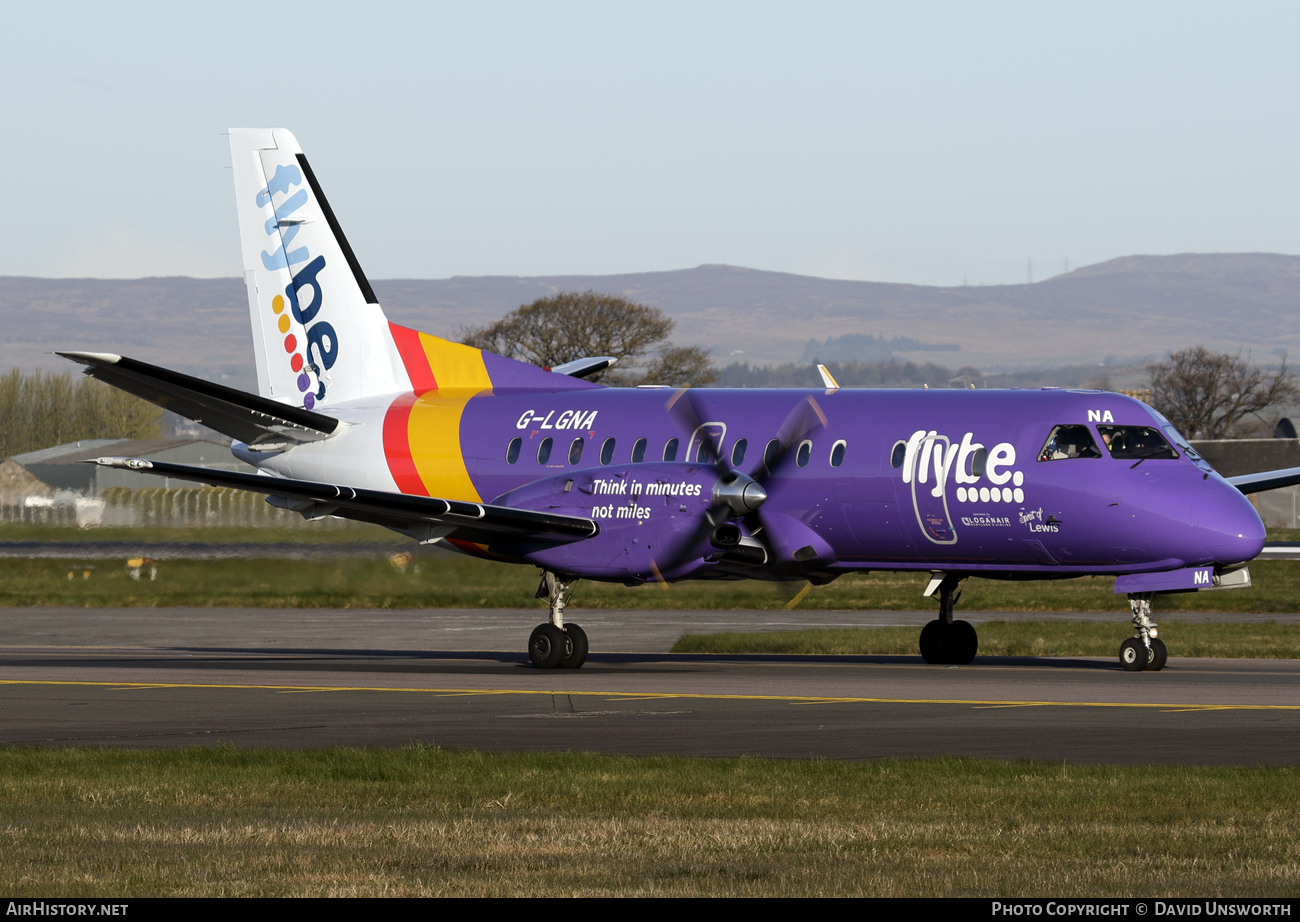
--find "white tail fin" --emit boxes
[229,128,409,408]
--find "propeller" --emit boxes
[650,387,827,580]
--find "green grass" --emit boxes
[0,746,1296,897]
[671,620,1300,658]
[6,553,1300,612]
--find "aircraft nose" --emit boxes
[1192,481,1265,565]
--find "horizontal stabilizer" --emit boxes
[549,356,617,379]
[1227,466,1300,495]
[59,352,338,449]
[86,457,598,545]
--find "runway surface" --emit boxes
[1,607,1297,763]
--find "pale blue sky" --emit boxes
[1,1,1296,285]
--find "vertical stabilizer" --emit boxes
[229,128,410,408]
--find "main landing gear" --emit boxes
[529,571,589,670]
[920,573,978,665]
[1120,593,1167,672]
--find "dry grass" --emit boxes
[0,747,1297,896]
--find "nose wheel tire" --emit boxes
[1148,637,1168,672]
[529,623,569,669]
[560,623,588,669]
[1119,637,1151,671]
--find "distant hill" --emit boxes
[1,253,1296,388]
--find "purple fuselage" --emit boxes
[456,386,1264,583]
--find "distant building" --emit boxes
[0,458,54,506]
[1192,438,1300,529]
[10,438,256,495]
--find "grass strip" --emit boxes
[7,554,1300,612]
[0,746,1296,897]
[671,620,1300,658]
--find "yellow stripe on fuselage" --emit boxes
[407,332,493,502]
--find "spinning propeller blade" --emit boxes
[653,390,829,577]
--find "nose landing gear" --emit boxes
[530,571,589,669]
[1121,593,1167,671]
[920,572,978,665]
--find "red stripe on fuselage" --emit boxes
[389,322,438,395]
[385,323,437,495]
[382,391,427,496]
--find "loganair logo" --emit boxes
[256,162,337,410]
[895,429,1023,545]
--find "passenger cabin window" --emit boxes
[1096,425,1178,461]
[568,438,584,464]
[537,437,553,464]
[796,440,812,467]
[663,438,679,462]
[731,438,748,467]
[763,438,781,468]
[506,437,521,464]
[695,440,713,463]
[830,440,846,467]
[890,441,906,468]
[600,438,616,465]
[631,438,647,463]
[1037,425,1103,461]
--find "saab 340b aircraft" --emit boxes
[61,128,1300,672]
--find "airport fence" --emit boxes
[1,486,366,530]
[1253,486,1300,530]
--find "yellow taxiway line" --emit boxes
[0,678,1296,711]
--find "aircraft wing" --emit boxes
[59,352,338,450]
[1227,467,1300,495]
[87,458,598,545]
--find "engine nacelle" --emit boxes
[489,463,722,581]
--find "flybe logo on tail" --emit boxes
[256,162,338,410]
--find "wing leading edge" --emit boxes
[87,458,598,546]
[1227,466,1300,495]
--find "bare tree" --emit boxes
[460,291,716,386]
[0,369,162,458]
[635,344,716,387]
[1147,347,1299,440]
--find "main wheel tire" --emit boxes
[529,623,568,669]
[560,623,589,669]
[1119,637,1150,672]
[946,620,978,665]
[919,620,947,664]
[1147,637,1168,672]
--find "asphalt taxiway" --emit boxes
[0,607,1296,763]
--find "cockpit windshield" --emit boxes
[1038,425,1103,461]
[1146,408,1211,469]
[1095,425,1179,461]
